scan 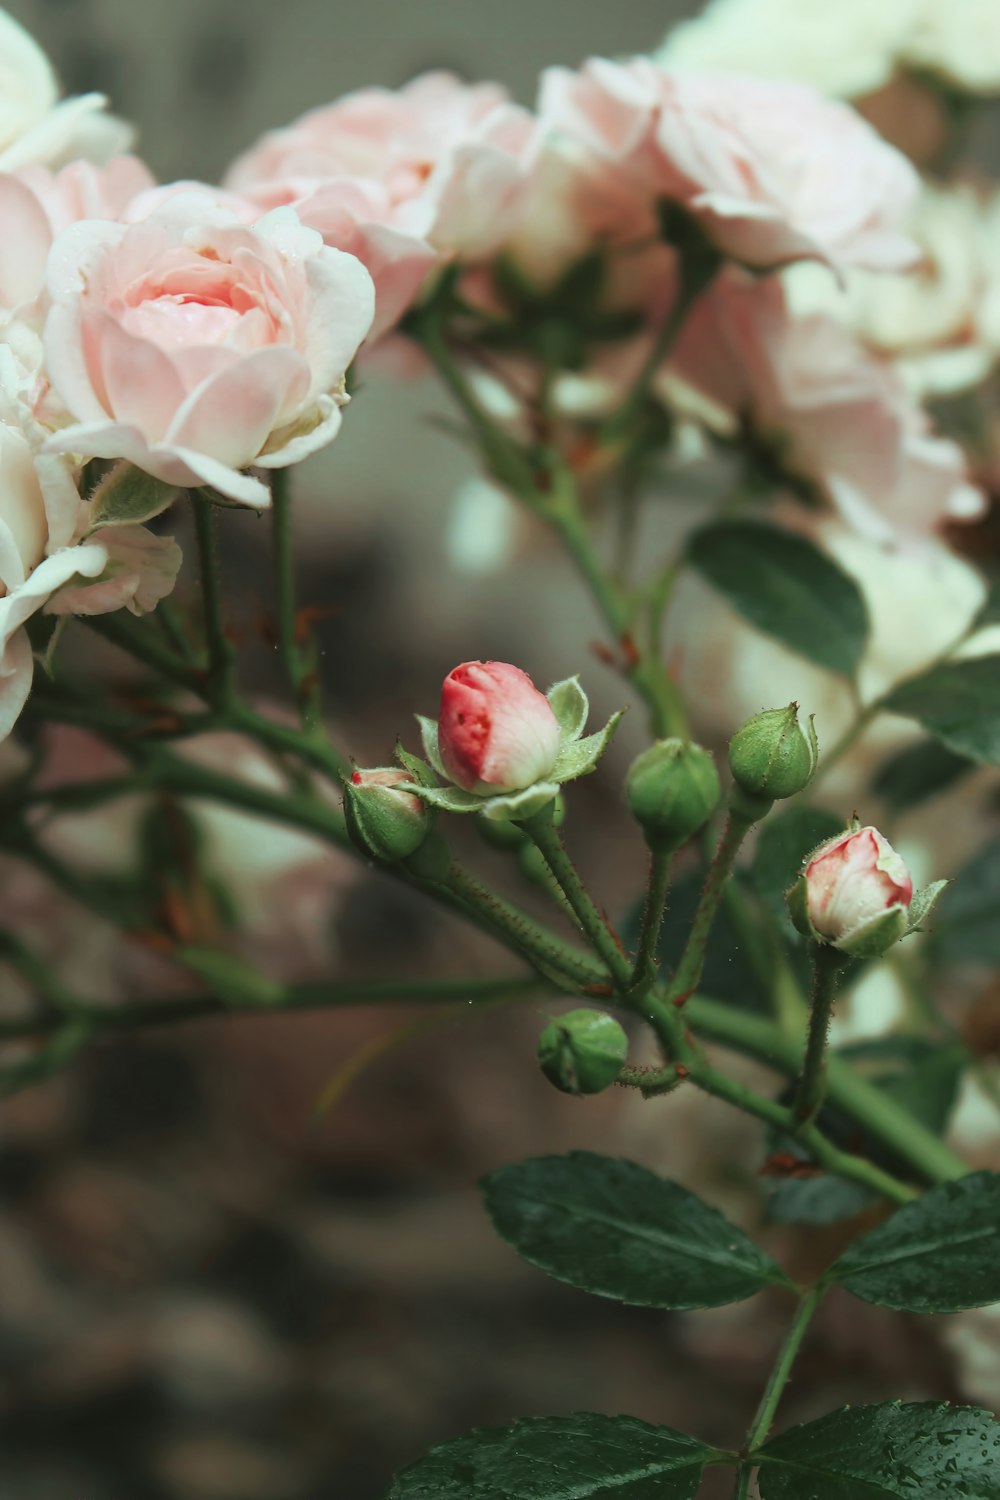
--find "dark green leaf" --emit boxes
[829,1171,1000,1313]
[755,1401,1000,1499]
[388,1412,724,1499]
[871,738,975,810]
[882,657,1000,765]
[928,838,1000,969]
[482,1152,793,1309]
[688,521,869,676]
[751,806,844,928]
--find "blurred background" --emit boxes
[1,3,998,1498]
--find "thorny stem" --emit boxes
[665,811,757,1007]
[630,847,673,993]
[793,945,846,1125]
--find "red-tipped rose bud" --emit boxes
[438,661,561,794]
[342,767,433,862]
[789,824,914,957]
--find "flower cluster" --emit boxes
[0,4,985,747]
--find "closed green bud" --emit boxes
[626,738,720,852]
[343,768,433,863]
[728,704,818,816]
[537,1009,628,1095]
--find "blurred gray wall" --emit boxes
[9,0,695,180]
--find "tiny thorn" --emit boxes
[620,631,641,669]
[674,1064,689,1079]
[581,983,614,998]
[590,640,616,667]
[672,988,693,1009]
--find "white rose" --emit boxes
[904,0,1000,95]
[787,181,1000,399]
[656,0,918,100]
[0,7,131,172]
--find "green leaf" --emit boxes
[177,946,284,1008]
[89,462,179,528]
[928,837,1000,969]
[829,1171,1000,1313]
[687,520,869,676]
[551,711,624,781]
[388,1412,724,1499]
[416,715,447,778]
[882,656,1000,765]
[755,1401,1000,1499]
[972,576,1000,631]
[751,805,844,929]
[871,738,974,810]
[482,1152,793,1309]
[547,675,589,741]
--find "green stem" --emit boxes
[631,848,673,992]
[438,860,605,992]
[598,258,718,447]
[543,473,688,738]
[686,995,968,1184]
[734,1285,825,1498]
[522,817,633,993]
[793,946,845,1125]
[270,468,323,732]
[81,612,204,693]
[0,974,550,1043]
[190,491,236,705]
[666,811,756,1006]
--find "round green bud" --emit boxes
[728,704,818,810]
[625,738,720,852]
[537,1009,628,1096]
[343,768,433,863]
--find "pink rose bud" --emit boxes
[438,661,561,794]
[795,825,914,956]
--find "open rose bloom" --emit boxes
[42,197,375,507]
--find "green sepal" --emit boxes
[404,783,485,814]
[481,782,562,821]
[416,714,447,777]
[394,742,439,787]
[905,878,948,934]
[551,710,624,781]
[546,675,589,742]
[836,904,909,959]
[88,462,179,529]
[785,873,815,940]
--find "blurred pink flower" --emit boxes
[41,195,375,507]
[666,272,984,540]
[540,57,918,272]
[225,73,537,337]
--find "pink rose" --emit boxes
[438,660,561,794]
[803,825,913,950]
[41,195,375,507]
[666,272,984,540]
[540,57,918,272]
[0,156,155,312]
[225,72,537,336]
